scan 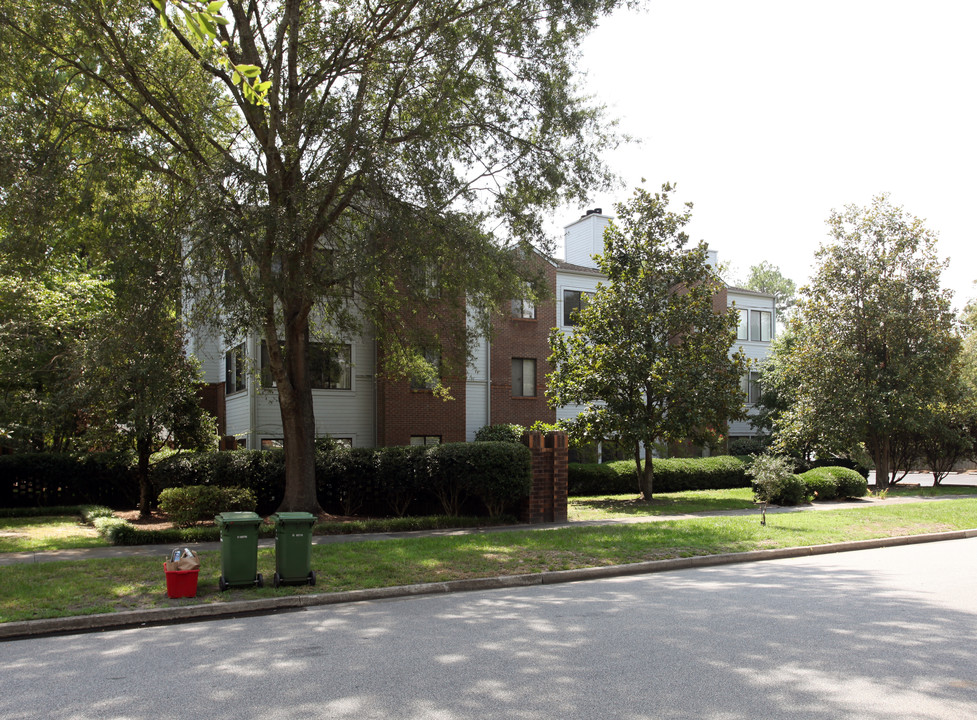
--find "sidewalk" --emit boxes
[2,493,976,641]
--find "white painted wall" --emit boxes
[563,212,611,269]
[727,288,776,438]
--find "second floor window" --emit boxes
[512,357,537,397]
[736,309,749,341]
[563,290,593,326]
[261,341,352,390]
[225,343,246,395]
[741,371,761,405]
[511,299,536,319]
[410,349,441,390]
[750,310,772,342]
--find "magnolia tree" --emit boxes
[770,195,963,488]
[547,184,748,500]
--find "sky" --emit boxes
[550,0,977,310]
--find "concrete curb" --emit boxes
[4,527,977,642]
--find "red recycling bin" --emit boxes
[163,564,200,598]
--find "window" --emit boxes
[512,358,537,397]
[736,309,748,341]
[410,435,441,446]
[261,438,284,450]
[511,298,536,319]
[750,310,772,342]
[563,290,593,326]
[740,371,761,405]
[261,341,351,390]
[410,349,441,390]
[225,343,246,395]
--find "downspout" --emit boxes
[374,338,379,448]
[486,338,491,428]
[249,334,258,450]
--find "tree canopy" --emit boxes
[547,184,748,499]
[0,0,626,512]
[743,261,796,317]
[768,194,963,487]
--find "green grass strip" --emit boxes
[2,499,976,624]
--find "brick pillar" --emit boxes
[519,430,568,524]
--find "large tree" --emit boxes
[744,261,796,318]
[771,194,960,488]
[547,184,748,499]
[0,0,623,512]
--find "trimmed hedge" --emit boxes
[568,456,751,496]
[0,451,138,509]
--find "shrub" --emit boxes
[376,445,428,517]
[750,455,810,506]
[150,449,285,514]
[457,442,532,517]
[568,456,751,496]
[804,456,871,480]
[428,442,532,517]
[825,466,868,498]
[568,462,628,495]
[473,423,526,444]
[727,436,772,456]
[158,485,257,527]
[799,468,839,501]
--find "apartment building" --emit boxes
[188,210,775,449]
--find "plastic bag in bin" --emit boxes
[164,547,200,572]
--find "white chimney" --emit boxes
[564,208,612,269]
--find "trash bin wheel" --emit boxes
[218,575,228,592]
[272,572,281,588]
[256,573,264,588]
[308,571,316,586]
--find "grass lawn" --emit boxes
[881,484,977,497]
[2,499,976,624]
[568,488,756,520]
[0,516,109,553]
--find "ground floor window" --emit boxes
[410,435,441,446]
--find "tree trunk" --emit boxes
[636,441,654,500]
[273,314,323,514]
[136,434,152,519]
[871,435,891,490]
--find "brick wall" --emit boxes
[491,254,558,428]
[519,430,568,523]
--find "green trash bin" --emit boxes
[215,511,264,591]
[270,512,316,587]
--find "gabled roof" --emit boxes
[550,258,604,276]
[726,285,776,299]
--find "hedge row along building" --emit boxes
[187,210,775,451]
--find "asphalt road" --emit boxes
[2,538,976,720]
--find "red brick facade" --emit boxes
[520,430,568,523]
[489,254,557,428]
[376,376,468,447]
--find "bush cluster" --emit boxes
[0,451,138,509]
[473,423,526,444]
[317,441,532,518]
[749,454,809,506]
[158,485,257,527]
[149,442,533,519]
[568,456,751,496]
[798,466,868,500]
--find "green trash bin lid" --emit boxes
[215,511,263,528]
[271,512,316,526]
